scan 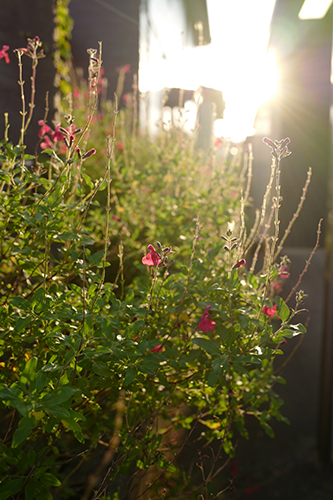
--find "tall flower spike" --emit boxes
[263,137,292,161]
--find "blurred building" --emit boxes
[253,0,333,248]
[69,0,211,136]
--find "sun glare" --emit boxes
[139,0,278,141]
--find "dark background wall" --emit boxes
[0,0,56,151]
[69,0,139,100]
[267,0,333,247]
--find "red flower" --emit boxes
[263,305,278,318]
[152,344,163,353]
[0,45,10,64]
[215,137,222,148]
[51,125,65,143]
[198,306,216,333]
[142,245,161,267]
[233,258,246,269]
[82,148,96,159]
[38,119,51,138]
[116,141,124,151]
[40,135,52,149]
[278,264,290,279]
[115,64,130,74]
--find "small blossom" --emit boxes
[51,125,65,143]
[233,258,246,269]
[151,344,163,353]
[215,137,222,148]
[263,305,278,318]
[38,119,51,137]
[198,306,216,333]
[278,264,290,279]
[112,215,121,222]
[40,135,52,149]
[116,141,124,151]
[122,93,130,102]
[82,148,96,159]
[142,244,161,267]
[73,88,80,99]
[0,45,10,64]
[116,63,130,74]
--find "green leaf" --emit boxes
[21,357,38,383]
[41,386,78,407]
[0,385,23,408]
[0,478,25,499]
[91,361,112,378]
[25,476,39,500]
[45,406,70,418]
[54,232,78,241]
[41,148,64,164]
[9,297,31,311]
[40,472,61,487]
[275,297,290,322]
[12,415,35,448]
[27,448,37,468]
[123,366,136,386]
[192,337,220,356]
[282,323,306,338]
[62,417,85,443]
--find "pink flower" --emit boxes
[215,138,222,148]
[263,305,278,318]
[51,125,65,142]
[73,88,80,99]
[0,45,10,64]
[279,264,290,279]
[40,135,52,149]
[38,119,51,137]
[142,245,162,267]
[116,141,124,151]
[115,64,130,74]
[122,93,130,102]
[152,344,163,353]
[198,306,216,333]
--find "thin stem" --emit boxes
[274,167,312,261]
[285,219,322,304]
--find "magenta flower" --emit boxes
[278,264,290,279]
[82,148,96,159]
[51,125,65,143]
[263,305,278,318]
[38,119,51,138]
[142,245,161,267]
[151,344,163,353]
[198,306,216,333]
[40,135,52,149]
[0,45,10,64]
[233,258,246,269]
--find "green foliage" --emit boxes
[0,39,310,500]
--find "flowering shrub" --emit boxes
[0,37,319,500]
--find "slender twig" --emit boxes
[274,167,312,261]
[285,219,323,304]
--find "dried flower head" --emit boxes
[263,137,291,161]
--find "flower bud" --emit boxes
[83,148,96,159]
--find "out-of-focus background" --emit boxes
[1,0,333,496]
